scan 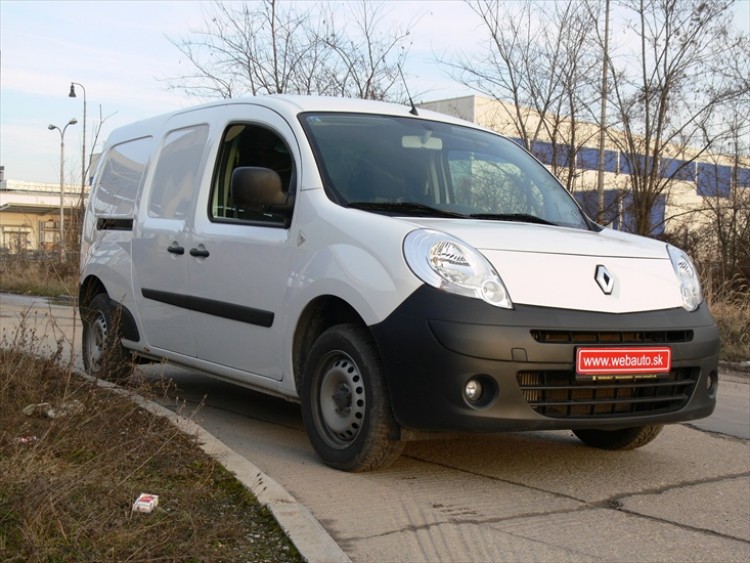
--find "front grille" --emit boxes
[530,330,693,344]
[517,369,698,418]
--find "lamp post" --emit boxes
[48,118,78,258]
[68,82,87,192]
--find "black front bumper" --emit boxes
[370,286,719,433]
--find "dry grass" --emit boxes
[0,346,301,562]
[0,254,78,298]
[708,297,750,362]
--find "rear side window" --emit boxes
[148,125,209,219]
[94,136,153,217]
[209,123,295,226]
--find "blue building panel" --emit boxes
[696,163,731,197]
[578,147,599,170]
[619,193,666,236]
[553,145,572,167]
[649,195,666,236]
[512,138,739,202]
[574,189,620,226]
[531,141,554,165]
[620,154,656,176]
[661,158,696,182]
[620,154,636,175]
[603,150,618,173]
[529,141,572,167]
[574,190,597,219]
[578,148,618,173]
[619,192,637,234]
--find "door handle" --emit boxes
[167,243,185,255]
[189,247,210,258]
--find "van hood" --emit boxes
[404,219,682,313]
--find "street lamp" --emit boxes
[68,82,87,192]
[48,118,78,258]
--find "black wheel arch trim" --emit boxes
[81,294,141,343]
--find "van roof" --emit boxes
[176,94,470,121]
[103,95,479,146]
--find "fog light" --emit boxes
[707,371,718,397]
[464,378,483,402]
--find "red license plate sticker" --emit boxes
[576,347,672,376]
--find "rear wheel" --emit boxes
[573,424,664,450]
[301,324,404,472]
[82,293,132,381]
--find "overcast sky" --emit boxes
[1,0,748,185]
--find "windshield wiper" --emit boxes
[469,213,556,226]
[347,201,466,218]
[346,203,556,224]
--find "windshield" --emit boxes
[300,112,589,229]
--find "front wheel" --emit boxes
[573,424,664,450]
[81,293,132,381]
[301,324,404,472]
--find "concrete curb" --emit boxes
[719,360,750,374]
[718,361,750,385]
[83,373,350,563]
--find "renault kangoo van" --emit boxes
[80,96,719,471]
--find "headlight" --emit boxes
[403,229,513,308]
[667,245,703,311]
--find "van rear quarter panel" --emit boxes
[80,142,142,318]
[80,232,137,312]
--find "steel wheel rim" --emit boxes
[87,313,108,371]
[315,351,366,448]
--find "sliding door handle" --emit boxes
[167,243,185,255]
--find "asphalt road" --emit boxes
[2,293,749,562]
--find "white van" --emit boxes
[80,96,719,471]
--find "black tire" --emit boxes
[573,424,664,450]
[81,293,132,381]
[301,324,404,472]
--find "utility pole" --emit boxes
[597,0,611,223]
[48,118,78,260]
[69,83,88,195]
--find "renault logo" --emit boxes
[595,265,614,294]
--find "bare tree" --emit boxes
[166,0,322,97]
[608,0,749,236]
[690,99,750,294]
[165,0,412,101]
[322,1,412,100]
[444,0,748,239]
[445,0,601,191]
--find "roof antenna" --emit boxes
[399,65,419,116]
